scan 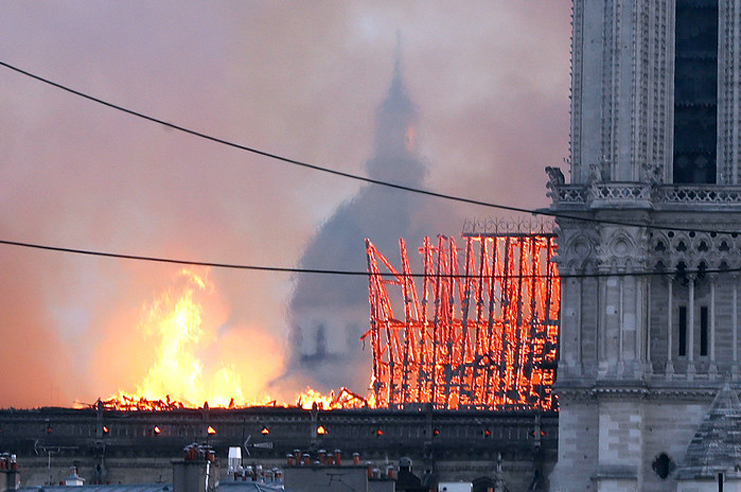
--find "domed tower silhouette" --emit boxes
[286,41,428,391]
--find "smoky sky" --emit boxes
[0,1,571,407]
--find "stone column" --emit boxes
[643,274,651,376]
[560,268,584,377]
[576,271,583,375]
[598,273,609,376]
[687,276,696,378]
[618,273,625,374]
[733,275,739,378]
[710,275,718,376]
[666,278,674,376]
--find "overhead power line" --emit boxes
[0,61,516,209]
[0,237,738,281]
[2,60,741,237]
[0,239,353,276]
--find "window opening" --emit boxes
[679,306,688,356]
[673,0,718,184]
[700,306,709,356]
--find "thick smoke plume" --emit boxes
[0,1,570,407]
[286,51,453,391]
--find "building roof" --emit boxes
[16,486,173,492]
[217,481,285,492]
[677,383,741,479]
[15,481,285,492]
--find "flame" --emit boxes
[102,268,247,408]
[100,234,561,414]
[134,268,247,407]
[99,234,559,414]
[100,267,368,412]
[295,387,369,410]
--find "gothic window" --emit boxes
[679,306,688,356]
[700,306,709,356]
[673,0,718,184]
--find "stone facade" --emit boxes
[549,0,741,490]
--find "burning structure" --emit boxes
[364,227,560,411]
[0,36,566,492]
[93,226,561,414]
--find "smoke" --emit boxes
[0,248,75,407]
[0,1,570,407]
[285,54,457,391]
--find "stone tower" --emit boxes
[547,0,741,490]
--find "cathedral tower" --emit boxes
[548,0,741,490]
[287,41,427,390]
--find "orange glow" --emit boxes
[97,232,559,414]
[364,234,560,411]
[207,425,216,435]
[404,125,417,152]
[316,425,327,435]
[102,268,275,410]
[295,387,369,410]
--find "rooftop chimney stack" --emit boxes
[0,454,19,492]
[173,444,218,492]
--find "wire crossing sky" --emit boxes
[2,60,740,239]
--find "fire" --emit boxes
[100,268,366,412]
[133,269,246,407]
[99,232,559,414]
[365,234,560,411]
[295,387,369,410]
[101,268,247,409]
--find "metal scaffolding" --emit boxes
[364,233,560,411]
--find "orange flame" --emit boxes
[101,268,368,412]
[127,268,246,407]
[100,233,559,414]
[364,235,560,411]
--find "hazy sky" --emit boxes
[0,1,571,407]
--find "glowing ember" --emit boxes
[295,387,369,410]
[101,386,367,412]
[364,234,560,411]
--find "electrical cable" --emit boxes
[0,237,737,280]
[2,60,741,237]
[3,61,741,280]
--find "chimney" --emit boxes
[0,454,19,492]
[173,444,218,492]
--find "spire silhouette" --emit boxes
[368,33,423,184]
[286,40,429,390]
